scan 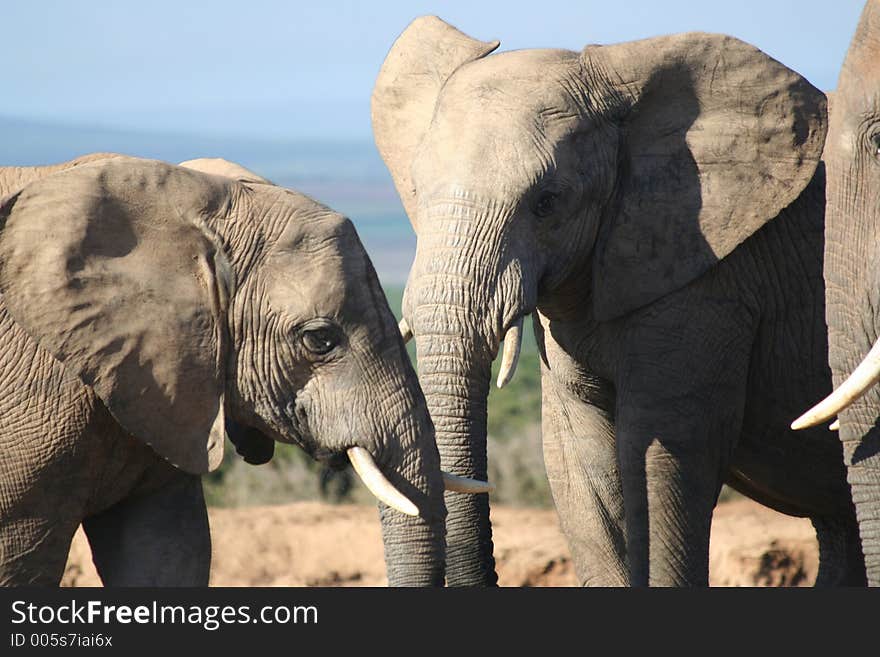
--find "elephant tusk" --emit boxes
[399,317,413,344]
[347,447,419,516]
[829,419,840,431]
[496,317,523,389]
[791,334,880,430]
[442,471,494,494]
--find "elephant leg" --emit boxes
[615,299,753,586]
[616,427,727,586]
[0,516,82,586]
[0,445,88,585]
[541,367,628,586]
[0,394,96,585]
[811,513,867,587]
[82,469,211,586]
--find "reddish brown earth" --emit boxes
[62,498,818,587]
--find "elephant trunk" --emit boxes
[826,334,880,584]
[415,331,496,585]
[371,372,448,586]
[379,499,446,587]
[823,77,880,583]
[406,196,534,586]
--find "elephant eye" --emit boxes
[873,132,880,158]
[301,326,340,356]
[534,191,557,218]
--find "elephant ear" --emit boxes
[372,15,499,228]
[588,32,827,320]
[0,158,235,474]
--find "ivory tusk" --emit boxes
[829,419,840,431]
[791,334,880,430]
[347,446,419,516]
[443,471,494,494]
[399,317,413,344]
[496,317,524,389]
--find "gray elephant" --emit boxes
[372,16,864,586]
[793,0,880,585]
[0,155,483,586]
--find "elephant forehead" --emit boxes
[266,236,377,320]
[274,205,359,254]
[438,75,581,129]
[440,51,582,116]
[418,58,587,191]
[414,119,560,197]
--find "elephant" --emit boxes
[793,0,880,585]
[371,16,865,586]
[0,154,486,586]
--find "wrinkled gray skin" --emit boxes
[373,17,864,586]
[0,156,446,586]
[821,0,880,585]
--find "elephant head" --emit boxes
[372,16,826,584]
[0,156,486,586]
[792,0,880,584]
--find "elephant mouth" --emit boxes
[224,416,275,465]
[314,447,350,470]
[342,444,493,517]
[227,403,492,517]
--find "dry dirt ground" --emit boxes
[63,498,818,587]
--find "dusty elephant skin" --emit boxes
[0,156,447,586]
[372,16,864,586]
[793,0,880,585]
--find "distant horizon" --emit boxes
[0,113,377,146]
[0,113,389,179]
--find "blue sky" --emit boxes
[3,0,866,140]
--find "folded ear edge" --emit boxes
[371,15,500,230]
[0,161,236,475]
